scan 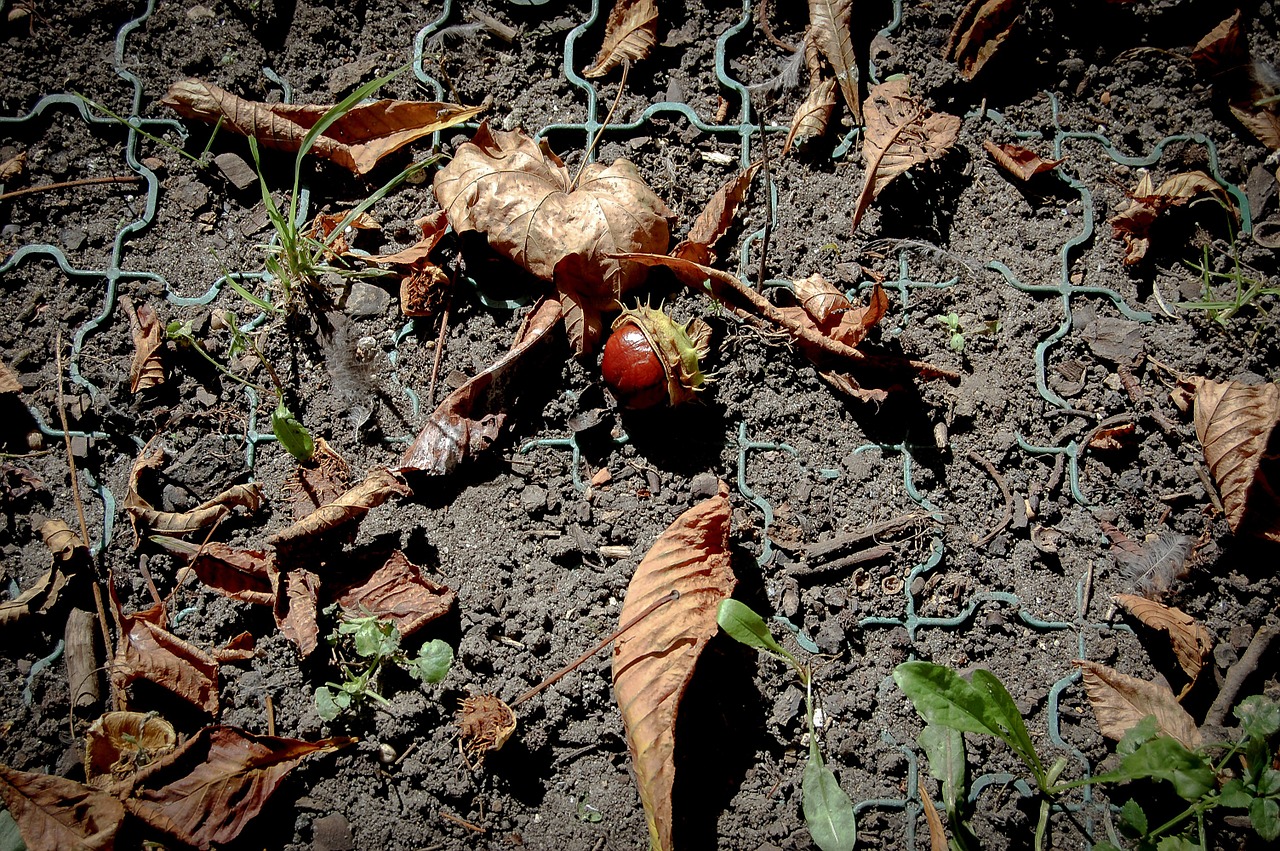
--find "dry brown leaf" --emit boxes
[1110,171,1225,264]
[781,280,889,356]
[1073,660,1202,750]
[851,78,961,233]
[399,262,452,317]
[121,725,352,849]
[457,693,518,757]
[161,80,484,176]
[920,786,948,851]
[809,0,860,122]
[272,568,321,656]
[793,273,853,324]
[1114,594,1213,691]
[269,466,410,546]
[0,151,25,182]
[1230,102,1280,151]
[373,210,449,267]
[672,163,761,265]
[1192,377,1280,541]
[125,443,263,540]
[983,140,1064,181]
[84,711,177,790]
[213,632,256,663]
[0,764,124,851]
[1088,422,1137,451]
[1191,10,1245,71]
[433,123,671,353]
[120,296,165,393]
[0,521,87,628]
[399,298,563,475]
[946,0,1024,79]
[109,584,220,714]
[307,211,379,258]
[783,78,838,156]
[583,0,658,78]
[332,550,456,639]
[0,356,21,394]
[150,536,274,607]
[283,437,351,521]
[612,481,736,851]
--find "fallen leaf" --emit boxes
[583,0,658,78]
[1191,10,1245,72]
[150,537,274,607]
[982,140,1063,181]
[398,298,563,475]
[457,693,518,758]
[1113,594,1213,691]
[161,80,484,176]
[612,481,736,851]
[1088,422,1137,450]
[433,123,672,353]
[1110,171,1225,264]
[945,0,1024,79]
[783,78,838,156]
[1192,377,1280,541]
[0,764,124,851]
[399,262,452,317]
[213,632,256,663]
[0,521,88,627]
[283,437,351,521]
[125,443,263,540]
[272,568,320,656]
[0,357,21,394]
[269,466,410,546]
[84,711,177,789]
[120,726,352,849]
[809,0,861,122]
[780,279,889,357]
[919,787,948,851]
[1082,317,1144,366]
[0,151,25,182]
[1073,660,1202,750]
[109,583,220,714]
[306,210,379,258]
[121,296,165,393]
[851,78,961,233]
[1230,102,1280,151]
[672,162,761,265]
[372,210,449,267]
[331,550,456,639]
[793,272,852,324]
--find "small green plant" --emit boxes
[78,93,221,168]
[314,609,453,722]
[718,599,857,851]
[935,312,1000,353]
[1177,239,1280,325]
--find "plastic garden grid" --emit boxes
[0,0,1254,845]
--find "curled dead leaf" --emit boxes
[0,151,25,182]
[0,765,124,851]
[373,210,449,267]
[1109,170,1225,264]
[272,568,321,656]
[808,0,861,121]
[125,443,263,540]
[150,536,274,606]
[332,550,456,639]
[612,481,736,851]
[84,711,177,789]
[1192,377,1280,541]
[269,466,410,546]
[283,437,351,521]
[109,583,220,714]
[672,162,761,266]
[783,78,838,156]
[780,279,889,357]
[946,0,1025,79]
[307,210,379,258]
[1113,594,1213,692]
[1230,102,1280,151]
[161,80,484,176]
[0,521,88,627]
[982,140,1064,181]
[583,0,658,78]
[457,693,517,758]
[1073,659,1202,751]
[121,296,165,393]
[1191,10,1245,72]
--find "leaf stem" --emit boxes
[573,58,631,190]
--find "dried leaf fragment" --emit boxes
[150,537,274,606]
[783,78,838,156]
[0,521,87,628]
[110,585,221,714]
[1191,377,1280,541]
[125,443,263,539]
[1109,170,1225,264]
[1191,10,1245,72]
[1230,102,1280,151]
[84,711,177,789]
[121,296,165,393]
[272,568,321,656]
[161,80,485,176]
[457,693,517,758]
[0,764,124,851]
[612,481,736,851]
[808,0,861,121]
[672,162,761,265]
[307,210,379,258]
[946,0,1024,79]
[332,550,455,639]
[1073,660,1201,751]
[0,151,25,182]
[269,466,410,546]
[982,140,1063,181]
[0,357,21,394]
[1114,594,1213,691]
[583,0,658,78]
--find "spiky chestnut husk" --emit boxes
[601,305,711,409]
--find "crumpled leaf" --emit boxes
[1191,377,1280,541]
[781,278,889,357]
[808,0,860,122]
[1110,170,1225,264]
[1088,422,1137,451]
[0,357,20,394]
[269,466,410,546]
[150,537,274,607]
[283,437,351,521]
[160,80,484,176]
[372,211,454,317]
[373,210,449,267]
[583,0,658,78]
[331,550,455,639]
[398,298,563,475]
[433,123,672,354]
[109,585,219,714]
[982,140,1063,181]
[672,163,760,265]
[457,693,518,758]
[0,765,124,851]
[1191,10,1245,72]
[612,481,736,851]
[0,521,88,627]
[306,210,379,258]
[0,152,25,182]
[1230,102,1280,151]
[945,0,1024,80]
[84,711,177,790]
[120,726,352,849]
[851,78,961,233]
[1113,594,1212,693]
[1073,660,1202,751]
[125,444,263,540]
[784,78,838,156]
[271,568,320,656]
[120,296,165,393]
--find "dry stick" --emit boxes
[1204,620,1280,728]
[510,589,680,708]
[440,812,486,834]
[56,332,118,710]
[426,305,450,409]
[572,58,631,190]
[0,174,142,203]
[807,511,934,561]
[136,553,164,609]
[967,450,1013,547]
[265,693,276,737]
[755,102,773,291]
[756,0,797,52]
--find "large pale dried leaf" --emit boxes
[161,80,484,176]
[269,466,409,546]
[793,272,853,324]
[121,297,165,393]
[1073,660,1202,751]
[783,78,838,156]
[851,78,961,233]
[780,281,889,355]
[332,550,455,639]
[121,726,352,849]
[125,444,262,539]
[0,357,20,394]
[84,711,177,790]
[272,568,320,656]
[399,298,563,475]
[583,0,658,78]
[0,765,124,851]
[150,537,274,607]
[1230,102,1280,151]
[1191,10,1244,71]
[1192,377,1280,540]
[809,0,860,121]
[612,481,736,851]
[983,140,1063,181]
[1114,594,1213,689]
[433,123,671,353]
[109,585,220,714]
[672,163,761,265]
[946,0,1024,79]
[1110,171,1225,264]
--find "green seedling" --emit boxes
[1177,239,1280,325]
[315,609,453,722]
[78,93,221,168]
[718,599,857,851]
[935,312,1000,353]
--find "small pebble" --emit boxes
[689,472,719,499]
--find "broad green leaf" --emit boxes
[1219,779,1253,809]
[1249,796,1280,841]
[1258,767,1280,797]
[352,620,397,659]
[315,686,340,721]
[969,669,1043,778]
[1092,737,1215,801]
[1155,838,1202,851]
[717,599,793,662]
[1117,715,1159,757]
[272,401,315,461]
[0,809,23,851]
[802,741,857,851]
[1237,695,1280,739]
[919,724,966,815]
[411,639,453,684]
[1118,799,1148,835]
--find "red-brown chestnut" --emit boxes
[601,305,711,409]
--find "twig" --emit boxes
[440,812,486,834]
[573,59,630,189]
[1204,620,1279,728]
[0,174,142,203]
[426,306,450,409]
[967,450,1013,546]
[265,694,276,737]
[137,553,163,609]
[756,0,796,51]
[755,102,773,291]
[794,542,894,576]
[807,512,934,562]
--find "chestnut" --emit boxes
[601,305,711,409]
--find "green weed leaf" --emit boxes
[272,401,315,461]
[1117,715,1159,757]
[1154,837,1202,851]
[919,724,966,815]
[1118,799,1148,835]
[1249,796,1280,841]
[1220,779,1253,809]
[411,639,453,684]
[1237,695,1280,740]
[969,669,1043,778]
[802,741,857,851]
[717,599,794,663]
[352,619,398,659]
[315,686,341,721]
[1093,737,1215,801]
